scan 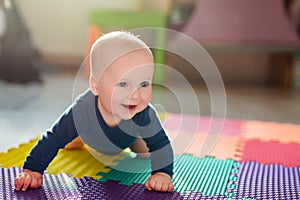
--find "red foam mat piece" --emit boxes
[239,139,300,167]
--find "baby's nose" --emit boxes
[129,88,141,100]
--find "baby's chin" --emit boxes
[118,112,138,120]
[117,109,141,120]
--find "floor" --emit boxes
[0,71,299,152]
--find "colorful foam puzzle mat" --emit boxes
[1,113,300,199]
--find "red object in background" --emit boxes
[85,25,102,78]
[240,139,300,167]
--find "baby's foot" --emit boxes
[65,137,84,149]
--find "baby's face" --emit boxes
[95,50,154,123]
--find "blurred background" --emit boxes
[0,0,299,151]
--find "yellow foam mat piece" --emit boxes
[0,135,125,179]
[0,137,40,168]
[242,120,300,144]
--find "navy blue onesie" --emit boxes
[23,90,174,177]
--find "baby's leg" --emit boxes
[64,136,84,149]
[130,137,150,158]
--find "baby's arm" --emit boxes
[145,172,174,192]
[14,102,81,191]
[142,131,174,192]
[139,105,174,192]
[14,169,43,191]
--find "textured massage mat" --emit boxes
[1,114,300,199]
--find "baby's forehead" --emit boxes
[93,48,152,67]
[90,32,153,80]
[108,50,154,69]
[92,49,152,82]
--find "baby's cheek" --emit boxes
[142,96,151,106]
[143,91,152,102]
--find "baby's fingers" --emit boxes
[30,176,39,189]
[38,176,43,188]
[146,177,157,191]
[21,175,32,191]
[161,182,169,192]
[14,175,25,191]
[167,182,174,192]
[144,179,152,191]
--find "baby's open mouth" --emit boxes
[123,104,137,110]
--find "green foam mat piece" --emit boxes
[97,154,239,196]
[96,156,151,185]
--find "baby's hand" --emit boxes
[144,172,174,192]
[14,169,43,191]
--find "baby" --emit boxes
[14,31,174,192]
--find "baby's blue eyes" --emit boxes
[140,81,150,87]
[117,82,128,87]
[117,81,150,88]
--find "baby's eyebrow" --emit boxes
[140,79,152,84]
[117,78,129,82]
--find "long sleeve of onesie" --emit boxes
[23,104,78,174]
[23,90,174,177]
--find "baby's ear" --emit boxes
[89,75,99,96]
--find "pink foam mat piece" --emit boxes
[242,120,300,144]
[207,135,242,160]
[164,114,244,136]
[238,139,300,167]
[167,129,242,159]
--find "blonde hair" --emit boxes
[90,31,152,80]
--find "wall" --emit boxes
[15,0,169,55]
[15,0,168,67]
[15,0,269,84]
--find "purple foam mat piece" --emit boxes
[1,167,227,200]
[233,162,300,200]
[1,167,81,200]
[74,177,228,200]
